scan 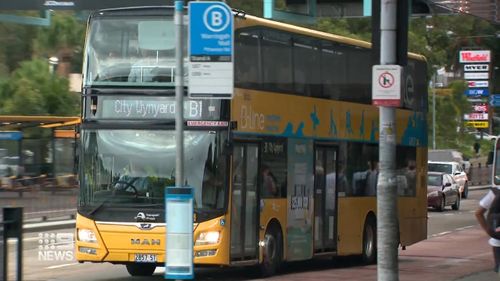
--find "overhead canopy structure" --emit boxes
[0,0,172,10]
[0,115,80,130]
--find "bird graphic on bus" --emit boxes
[359,110,365,137]
[346,110,354,135]
[329,110,338,136]
[310,106,320,131]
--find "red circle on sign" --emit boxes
[378,72,395,88]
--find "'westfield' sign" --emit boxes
[459,50,491,63]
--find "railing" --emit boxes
[0,175,77,222]
[468,163,491,186]
[1,207,23,281]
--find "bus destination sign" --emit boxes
[99,98,219,120]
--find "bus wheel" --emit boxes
[125,263,156,276]
[361,217,377,264]
[260,226,282,277]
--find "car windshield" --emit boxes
[83,14,187,87]
[427,174,442,186]
[79,129,227,214]
[428,163,452,174]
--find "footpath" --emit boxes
[18,186,498,281]
[265,225,497,281]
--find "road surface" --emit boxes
[6,188,488,281]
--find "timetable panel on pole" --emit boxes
[188,1,234,99]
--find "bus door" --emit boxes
[314,145,338,251]
[230,143,259,260]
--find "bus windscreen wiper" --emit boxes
[87,199,112,216]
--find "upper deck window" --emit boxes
[83,15,187,88]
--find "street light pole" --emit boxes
[431,72,436,149]
[48,56,59,75]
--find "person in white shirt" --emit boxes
[475,188,500,273]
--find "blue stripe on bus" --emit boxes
[232,131,425,147]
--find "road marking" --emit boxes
[46,263,78,269]
[456,225,474,231]
[25,208,76,215]
[428,225,477,238]
[7,237,42,244]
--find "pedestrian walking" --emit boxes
[475,188,500,274]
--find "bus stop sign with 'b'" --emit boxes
[372,65,402,107]
[188,1,234,99]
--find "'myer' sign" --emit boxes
[464,64,489,72]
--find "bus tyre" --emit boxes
[125,263,156,276]
[361,217,377,264]
[260,226,283,277]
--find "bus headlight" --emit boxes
[195,231,220,245]
[77,229,97,243]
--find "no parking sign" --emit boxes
[372,65,402,107]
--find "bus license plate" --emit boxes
[134,254,157,263]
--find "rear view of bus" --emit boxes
[75,7,230,276]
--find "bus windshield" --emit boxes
[84,14,187,87]
[79,129,227,217]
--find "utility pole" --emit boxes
[432,72,436,149]
[377,0,405,280]
[174,0,185,191]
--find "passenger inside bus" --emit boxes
[261,165,278,197]
[114,161,149,195]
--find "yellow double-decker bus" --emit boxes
[75,6,428,277]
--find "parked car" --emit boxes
[428,161,469,199]
[428,149,470,175]
[469,131,497,141]
[427,172,460,211]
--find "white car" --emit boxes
[470,132,497,141]
[428,161,469,199]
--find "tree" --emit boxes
[0,18,38,77]
[1,59,79,116]
[33,11,85,76]
[429,80,470,149]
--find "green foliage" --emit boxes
[428,80,473,152]
[1,59,79,116]
[315,18,371,41]
[33,11,85,58]
[227,0,263,16]
[0,21,37,75]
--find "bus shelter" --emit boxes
[0,115,80,190]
